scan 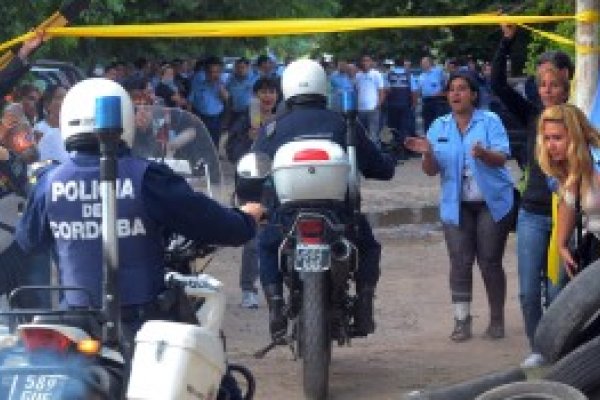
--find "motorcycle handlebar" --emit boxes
[164,235,217,264]
[164,271,223,292]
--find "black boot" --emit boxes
[264,284,287,341]
[354,286,376,336]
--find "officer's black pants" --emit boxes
[387,105,415,145]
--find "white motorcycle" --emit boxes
[126,106,254,400]
[0,106,254,400]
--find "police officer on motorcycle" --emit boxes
[253,59,396,339]
[14,77,264,335]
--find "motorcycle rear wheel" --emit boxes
[300,272,331,400]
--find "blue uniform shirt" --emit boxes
[427,109,514,225]
[329,71,354,93]
[189,75,225,116]
[16,151,256,307]
[386,67,418,107]
[226,74,256,112]
[328,72,354,111]
[418,66,446,98]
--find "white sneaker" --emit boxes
[241,291,259,309]
[520,352,546,368]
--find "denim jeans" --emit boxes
[516,208,563,349]
[240,235,259,293]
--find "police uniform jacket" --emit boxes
[16,149,256,307]
[252,104,396,180]
[252,103,395,271]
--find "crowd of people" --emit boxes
[85,49,502,164]
[2,22,600,378]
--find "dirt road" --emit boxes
[210,231,527,399]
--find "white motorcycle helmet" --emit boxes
[60,78,135,149]
[281,59,328,102]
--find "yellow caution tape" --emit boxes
[518,24,575,47]
[2,12,598,53]
[519,23,600,54]
[0,51,15,71]
[576,9,600,23]
[0,33,33,54]
[0,14,576,53]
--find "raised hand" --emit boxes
[471,141,486,159]
[17,30,46,61]
[404,136,432,155]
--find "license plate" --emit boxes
[8,374,68,400]
[295,244,331,272]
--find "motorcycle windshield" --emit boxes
[132,106,223,202]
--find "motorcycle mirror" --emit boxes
[235,152,272,204]
[236,152,272,180]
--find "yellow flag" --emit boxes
[547,194,560,285]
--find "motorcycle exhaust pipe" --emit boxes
[331,239,352,262]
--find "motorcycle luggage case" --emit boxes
[272,139,350,203]
[127,320,226,400]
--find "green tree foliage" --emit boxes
[319,0,529,64]
[0,0,583,73]
[522,0,575,74]
[0,0,338,68]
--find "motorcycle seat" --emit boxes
[31,313,103,339]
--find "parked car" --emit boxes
[30,59,86,88]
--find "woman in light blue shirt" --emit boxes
[405,72,514,343]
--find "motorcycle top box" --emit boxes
[272,139,350,203]
[126,320,226,400]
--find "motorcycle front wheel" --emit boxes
[300,272,331,400]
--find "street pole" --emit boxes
[575,0,599,114]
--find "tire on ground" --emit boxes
[402,368,526,400]
[301,272,330,400]
[545,333,600,395]
[534,259,600,363]
[474,380,587,400]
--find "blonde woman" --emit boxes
[537,104,600,278]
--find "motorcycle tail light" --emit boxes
[20,328,73,353]
[297,218,324,244]
[293,149,330,162]
[77,338,101,355]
